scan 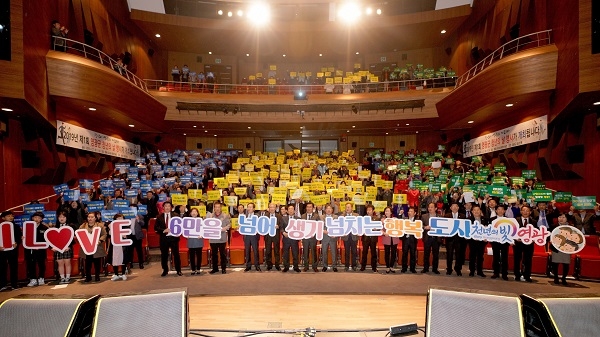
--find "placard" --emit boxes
[531,190,553,202]
[572,196,596,209]
[522,170,537,179]
[171,194,188,206]
[554,192,572,203]
[393,194,408,204]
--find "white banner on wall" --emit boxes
[56,120,140,160]
[463,115,548,157]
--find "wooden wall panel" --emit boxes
[579,0,600,93]
[0,0,25,99]
[185,137,218,151]
[385,135,418,152]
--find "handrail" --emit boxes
[455,29,553,88]
[51,36,148,93]
[5,178,107,214]
[143,76,458,95]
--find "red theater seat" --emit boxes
[147,218,160,248]
[531,243,550,276]
[575,235,600,279]
[229,231,246,265]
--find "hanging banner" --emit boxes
[463,116,547,157]
[56,120,141,160]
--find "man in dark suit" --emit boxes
[281,204,301,272]
[468,205,488,277]
[242,203,260,272]
[421,202,441,274]
[301,202,319,272]
[260,203,283,271]
[360,205,379,273]
[400,207,418,273]
[126,214,145,270]
[0,211,22,291]
[572,205,599,235]
[340,202,359,271]
[490,205,509,280]
[154,201,182,276]
[445,201,467,276]
[513,205,537,282]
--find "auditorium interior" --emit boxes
[1,0,600,336]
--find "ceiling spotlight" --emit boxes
[319,53,322,57]
[351,105,358,114]
[246,53,250,57]
[155,34,161,38]
[222,107,229,114]
[237,10,244,17]
[441,30,447,34]
[593,101,600,105]
[227,11,233,17]
[347,130,350,133]
[283,54,286,57]
[416,131,419,134]
[183,133,186,136]
[1,108,13,112]
[366,7,373,15]
[208,51,212,55]
[233,107,239,115]
[193,125,197,128]
[386,132,389,135]
[88,107,96,111]
[338,2,362,24]
[205,130,208,133]
[217,10,223,15]
[506,103,514,107]
[128,124,134,127]
[247,2,271,26]
[468,120,474,124]
[356,52,359,55]
[248,126,251,129]
[352,125,355,128]
[406,123,410,126]
[214,134,217,137]
[376,8,382,15]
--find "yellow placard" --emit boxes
[334,76,343,84]
[271,193,287,205]
[373,201,387,213]
[270,171,279,179]
[187,189,202,199]
[359,71,368,77]
[354,63,361,69]
[393,194,408,204]
[370,76,379,82]
[382,180,394,189]
[251,175,264,186]
[332,190,346,199]
[232,163,241,170]
[366,186,378,196]
[224,196,238,207]
[207,190,221,201]
[240,176,252,185]
[256,72,263,78]
[268,78,276,85]
[353,75,361,82]
[353,194,366,205]
[290,71,297,77]
[279,180,289,188]
[231,218,239,229]
[191,205,206,217]
[239,199,253,206]
[270,65,277,71]
[372,174,382,181]
[227,175,239,184]
[238,157,250,164]
[249,75,256,81]
[234,187,248,196]
[311,194,329,206]
[354,187,364,194]
[339,185,352,193]
[214,178,228,189]
[343,77,353,84]
[280,173,290,180]
[171,194,188,206]
[256,194,270,203]
[291,189,304,199]
[351,181,363,189]
[245,164,255,172]
[293,149,301,154]
[327,67,335,72]
[272,187,287,195]
[366,192,377,202]
[255,199,267,210]
[312,182,325,191]
[305,72,311,76]
[358,170,371,179]
[317,72,324,77]
[325,77,334,84]
[349,169,358,176]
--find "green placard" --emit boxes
[450,175,463,187]
[534,182,546,189]
[411,167,421,175]
[554,192,572,203]
[532,189,553,202]
[522,170,537,179]
[510,177,524,186]
[494,165,507,173]
[423,161,432,167]
[438,145,446,151]
[572,196,596,209]
[472,156,483,164]
[445,158,455,165]
[464,172,474,181]
[513,189,527,200]
[474,173,488,183]
[488,185,508,197]
[434,152,443,158]
[492,177,506,185]
[396,174,408,180]
[429,183,442,193]
[477,184,489,197]
[399,164,409,171]
[462,185,474,192]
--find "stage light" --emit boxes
[247,3,271,26]
[377,8,382,15]
[593,101,600,105]
[155,34,161,38]
[441,29,447,34]
[338,2,362,24]
[468,120,474,124]
[227,11,233,17]
[88,107,96,111]
[356,51,359,55]
[294,91,307,100]
[351,105,358,114]
[237,10,244,17]
[217,10,223,15]
[366,7,373,15]
[319,53,322,57]
[506,103,514,107]
[128,124,134,127]
[208,51,212,55]
[1,108,13,112]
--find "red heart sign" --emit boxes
[44,226,74,253]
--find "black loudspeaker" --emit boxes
[21,150,40,168]
[440,133,447,142]
[154,136,161,144]
[91,290,188,337]
[197,142,202,149]
[148,48,154,56]
[445,47,452,56]
[400,141,406,147]
[463,133,471,142]
[510,24,520,40]
[84,29,94,46]
[123,52,132,65]
[246,143,251,149]
[0,295,99,337]
[426,288,524,337]
[351,142,357,148]
[594,0,600,54]
[132,137,140,145]
[471,47,480,61]
[566,144,584,163]
[520,294,600,337]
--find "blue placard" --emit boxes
[127,173,137,181]
[53,183,69,195]
[42,211,56,224]
[147,153,156,159]
[102,187,115,197]
[192,176,202,184]
[151,165,162,172]
[24,204,45,213]
[140,182,152,193]
[124,189,138,198]
[131,181,141,189]
[121,208,137,219]
[101,210,118,222]
[165,166,174,173]
[159,150,167,157]
[137,205,148,216]
[80,193,90,202]
[64,190,81,201]
[113,180,126,189]
[154,170,165,178]
[165,177,176,186]
[115,163,129,172]
[152,180,162,189]
[86,201,105,212]
[14,215,28,228]
[99,179,113,188]
[158,193,168,202]
[136,157,145,164]
[113,200,129,209]
[170,191,181,195]
[79,179,93,189]
[180,176,191,184]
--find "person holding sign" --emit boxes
[340,203,360,272]
[301,202,319,272]
[445,202,467,276]
[26,212,49,287]
[80,212,107,283]
[400,207,418,273]
[241,203,260,272]
[109,214,128,281]
[262,203,282,271]
[154,202,182,277]
[0,211,21,291]
[420,203,440,274]
[572,204,599,235]
[490,205,510,280]
[208,202,231,274]
[53,211,77,284]
[468,205,488,278]
[320,204,339,272]
[513,206,537,282]
[281,204,301,273]
[381,207,399,274]
[187,208,204,275]
[360,205,380,273]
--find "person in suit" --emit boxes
[292,198,305,218]
[320,204,339,272]
[400,207,418,273]
[360,204,379,273]
[533,201,554,230]
[261,203,283,271]
[513,205,537,282]
[208,201,231,274]
[468,205,488,277]
[421,202,440,274]
[154,201,182,277]
[490,205,510,280]
[126,213,145,270]
[241,203,260,272]
[79,212,107,283]
[25,212,49,287]
[381,206,400,274]
[445,201,467,276]
[550,213,573,285]
[340,202,359,271]
[281,204,301,272]
[572,205,599,234]
[301,202,319,272]
[0,211,22,291]
[186,208,204,275]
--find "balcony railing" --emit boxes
[51,37,148,93]
[455,29,553,88]
[143,76,458,95]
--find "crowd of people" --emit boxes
[1,148,599,291]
